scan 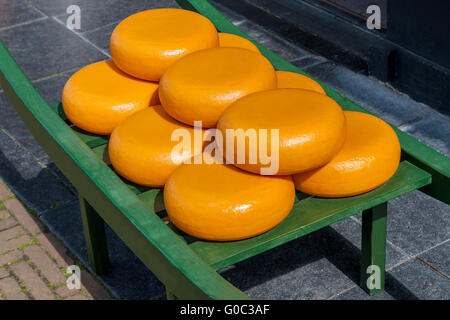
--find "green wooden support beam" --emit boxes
[79,195,110,274]
[360,202,387,295]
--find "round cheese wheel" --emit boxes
[276,71,325,94]
[109,105,205,187]
[159,47,277,127]
[164,160,295,241]
[217,88,346,175]
[110,8,218,81]
[62,60,159,135]
[218,33,259,52]
[294,111,401,197]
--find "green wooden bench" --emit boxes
[0,0,448,300]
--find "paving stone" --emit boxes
[418,241,450,278]
[0,218,18,232]
[53,0,179,33]
[335,259,450,300]
[65,294,88,300]
[33,72,74,105]
[0,131,75,213]
[1,235,31,253]
[0,181,13,200]
[82,22,119,55]
[221,221,372,299]
[36,232,74,267]
[0,0,44,29]
[386,192,449,257]
[40,200,163,299]
[80,270,113,300]
[0,268,8,279]
[0,251,22,266]
[210,0,247,24]
[292,56,327,70]
[0,277,28,300]
[238,21,310,61]
[10,261,54,300]
[353,190,450,257]
[4,199,44,235]
[56,285,82,298]
[331,218,409,270]
[402,113,450,158]
[0,225,26,242]
[305,62,434,127]
[0,94,48,159]
[0,18,106,81]
[0,210,10,220]
[24,245,67,285]
[27,0,83,17]
[0,73,73,161]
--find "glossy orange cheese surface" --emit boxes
[159,47,277,127]
[62,60,159,135]
[217,88,346,175]
[110,8,218,81]
[218,33,259,52]
[108,105,205,187]
[276,71,325,94]
[294,111,401,197]
[164,160,295,241]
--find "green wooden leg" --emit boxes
[166,288,178,300]
[360,202,387,295]
[79,195,110,274]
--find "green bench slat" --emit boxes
[189,161,431,270]
[138,188,165,213]
[49,102,67,120]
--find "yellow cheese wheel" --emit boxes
[109,105,205,187]
[164,160,295,241]
[218,33,259,52]
[110,8,218,81]
[159,47,277,127]
[217,88,346,175]
[294,111,401,197]
[62,60,159,135]
[276,71,325,94]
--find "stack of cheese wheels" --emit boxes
[62,8,402,242]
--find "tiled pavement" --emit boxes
[0,179,112,300]
[0,0,448,300]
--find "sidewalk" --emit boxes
[0,179,112,300]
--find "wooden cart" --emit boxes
[0,0,448,300]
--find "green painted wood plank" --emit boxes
[49,102,67,120]
[176,0,450,204]
[360,202,387,295]
[79,195,110,274]
[138,188,165,213]
[189,161,431,270]
[71,127,109,149]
